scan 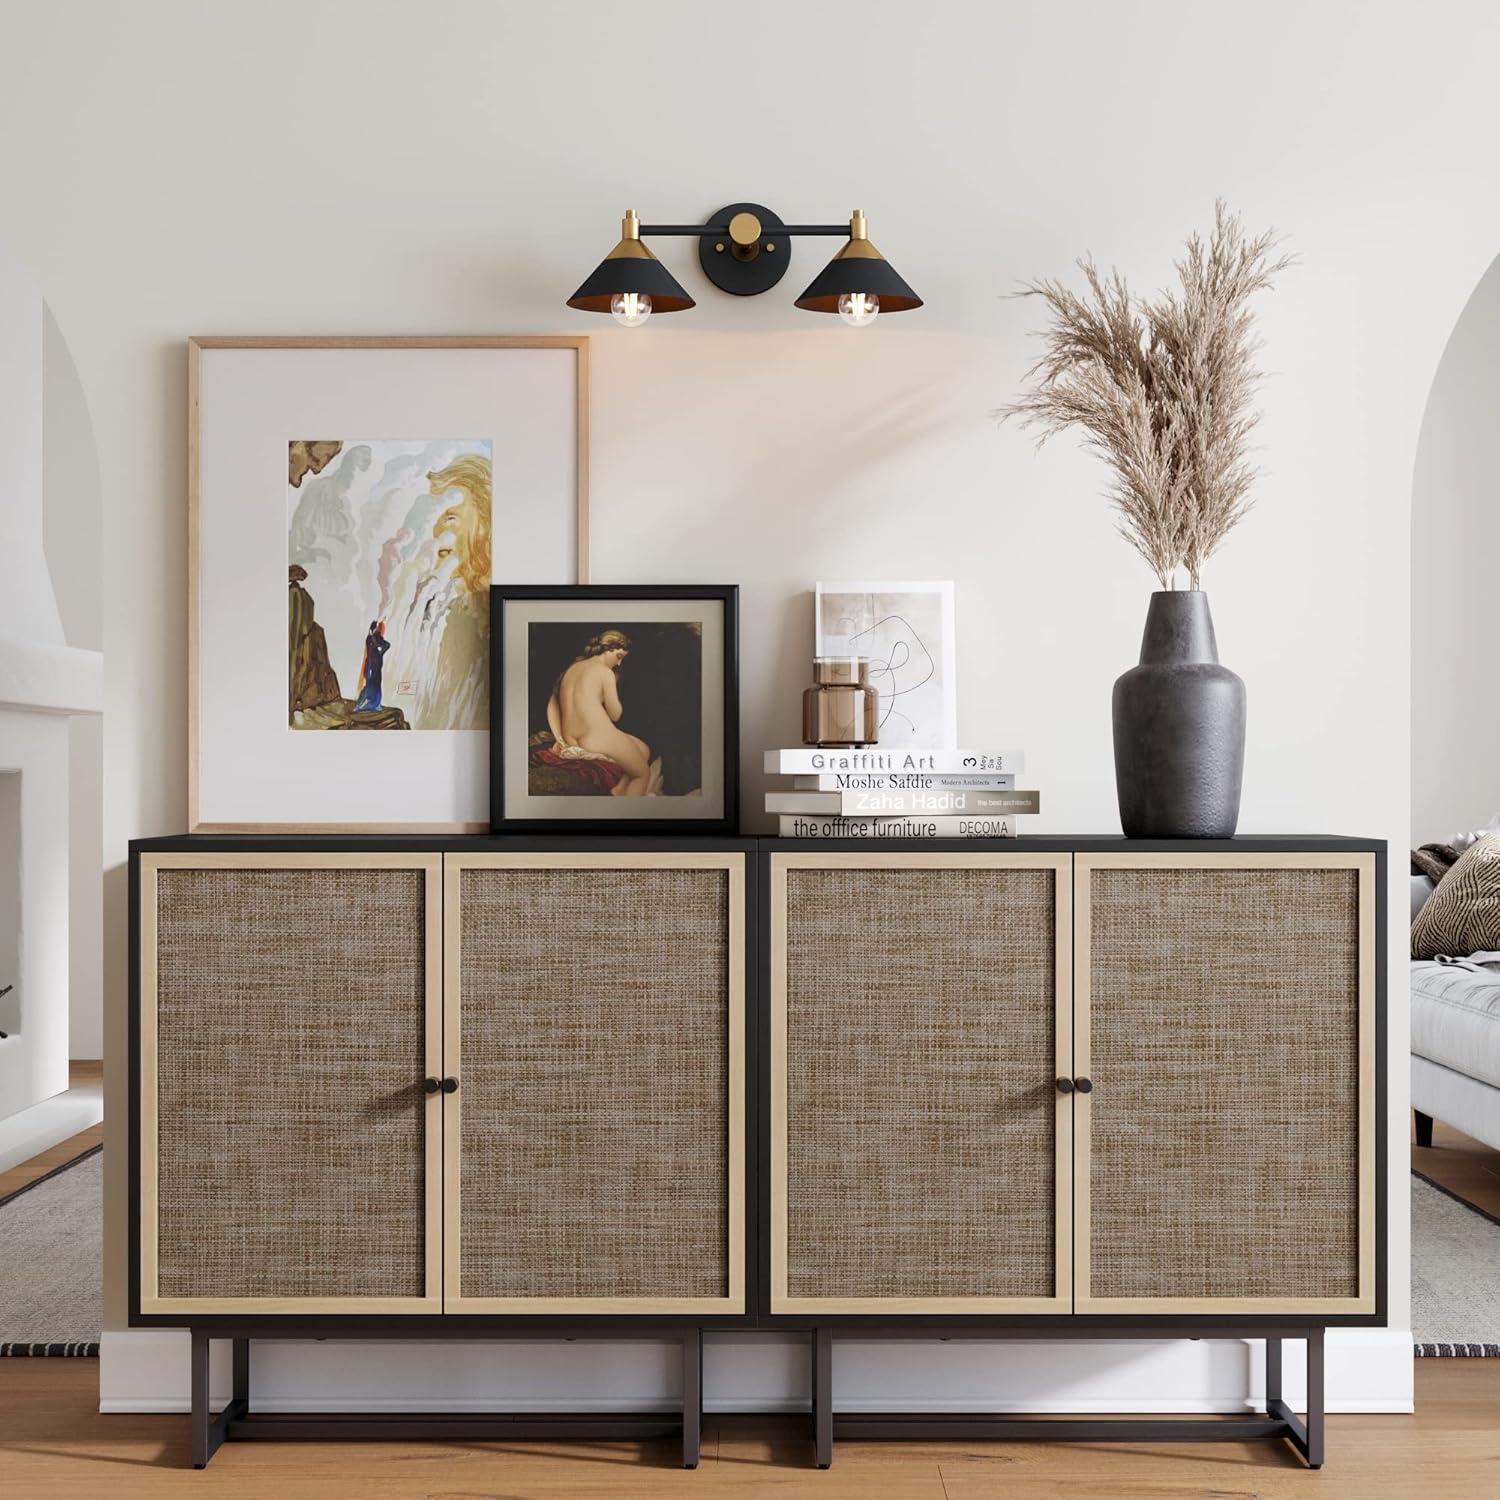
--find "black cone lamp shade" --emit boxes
[566,209,696,315]
[794,210,923,315]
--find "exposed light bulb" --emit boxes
[610,291,652,328]
[837,292,879,328]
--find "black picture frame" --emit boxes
[489,584,740,834]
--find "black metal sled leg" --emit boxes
[1265,1329,1325,1469]
[812,1327,833,1469]
[190,1328,213,1469]
[232,1337,250,1407]
[681,1329,701,1469]
[1415,1109,1434,1148]
[1306,1328,1325,1469]
[190,1329,248,1468]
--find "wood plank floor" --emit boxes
[1,1358,1498,1498]
[69,1060,105,1089]
[1413,1117,1500,1219]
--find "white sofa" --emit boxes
[1411,874,1500,1152]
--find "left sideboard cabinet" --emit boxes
[133,847,748,1321]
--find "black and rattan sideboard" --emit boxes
[129,834,1386,1469]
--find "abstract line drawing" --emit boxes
[815,581,957,748]
[844,612,935,738]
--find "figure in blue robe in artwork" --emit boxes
[354,620,391,713]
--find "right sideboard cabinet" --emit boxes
[767,846,1379,1321]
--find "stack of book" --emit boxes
[763,747,1036,839]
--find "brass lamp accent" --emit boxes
[794,210,924,317]
[565,201,921,324]
[565,209,697,318]
[728,211,763,255]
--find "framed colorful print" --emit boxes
[188,335,588,831]
[814,579,958,748]
[490,585,739,834]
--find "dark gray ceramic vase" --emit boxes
[1112,590,1245,838]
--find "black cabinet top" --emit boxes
[129,832,1387,855]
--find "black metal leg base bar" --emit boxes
[189,1328,703,1470]
[810,1328,1326,1471]
[190,1326,1324,1472]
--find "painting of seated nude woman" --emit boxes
[492,585,736,833]
[526,621,703,798]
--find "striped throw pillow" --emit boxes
[1412,833,1500,958]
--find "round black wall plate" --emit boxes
[698,202,789,297]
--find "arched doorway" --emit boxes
[0,238,104,1170]
[1408,249,1500,1356]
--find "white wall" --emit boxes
[0,240,103,1086]
[1411,255,1500,845]
[2,0,1497,1416]
[43,306,106,1059]
[0,707,70,1121]
[0,771,18,1038]
[0,242,70,1123]
[0,243,60,647]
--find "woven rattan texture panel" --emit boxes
[154,868,429,1298]
[784,866,1058,1299]
[1089,866,1359,1299]
[459,867,729,1298]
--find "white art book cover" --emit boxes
[814,580,957,748]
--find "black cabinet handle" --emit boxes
[1074,1076,1093,1094]
[441,1077,460,1094]
[1055,1076,1074,1094]
[422,1077,441,1095]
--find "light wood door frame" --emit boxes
[442,852,747,1313]
[1073,851,1377,1315]
[138,852,443,1315]
[769,851,1074,1315]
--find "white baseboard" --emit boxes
[0,1084,102,1174]
[100,1328,1414,1416]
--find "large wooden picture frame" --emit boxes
[189,336,589,832]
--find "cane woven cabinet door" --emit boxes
[139,853,442,1314]
[770,852,1074,1313]
[445,853,746,1313]
[1075,853,1376,1314]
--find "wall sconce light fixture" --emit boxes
[566,202,922,328]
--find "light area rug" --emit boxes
[0,1145,102,1355]
[1412,1171,1500,1356]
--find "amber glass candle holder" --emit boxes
[803,656,878,747]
